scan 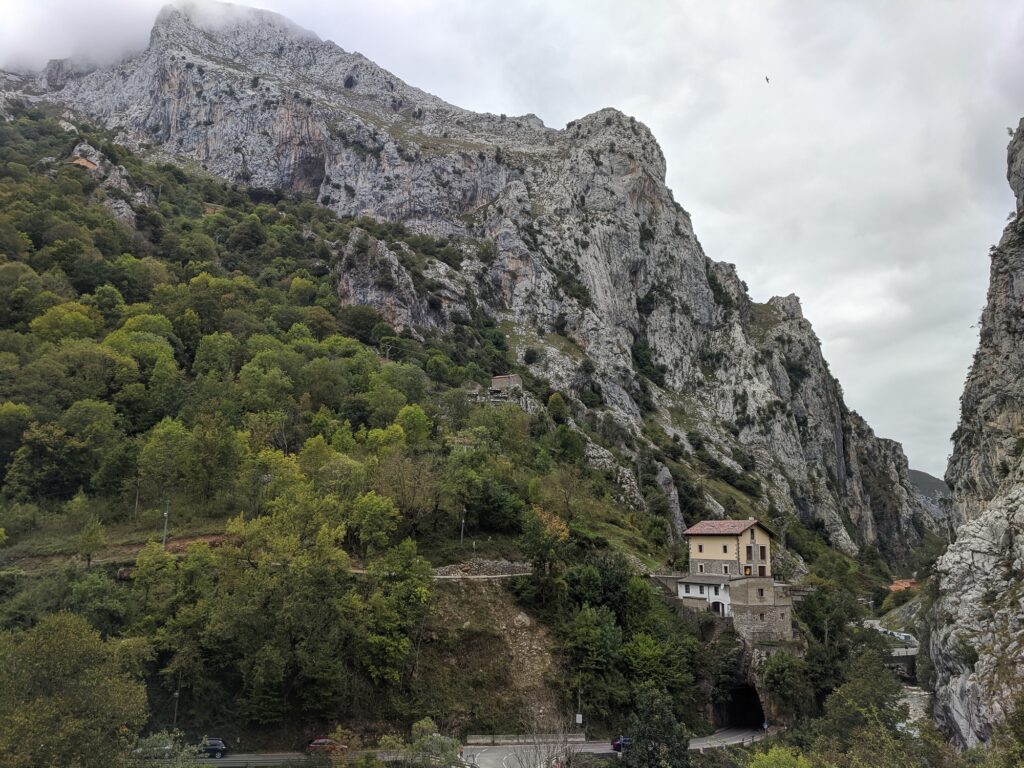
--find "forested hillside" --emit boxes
[0,106,733,761]
[3,107,1014,768]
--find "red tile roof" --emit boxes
[684,518,767,536]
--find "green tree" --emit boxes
[348,491,400,555]
[762,651,813,721]
[138,418,191,502]
[521,505,568,576]
[288,276,316,305]
[622,682,689,768]
[29,301,102,342]
[814,649,905,752]
[89,284,126,325]
[187,413,245,504]
[747,746,812,768]
[5,421,90,500]
[0,613,149,768]
[547,391,569,423]
[395,403,431,448]
[192,332,241,377]
[0,401,32,473]
[78,517,106,568]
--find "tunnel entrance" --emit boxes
[716,684,765,728]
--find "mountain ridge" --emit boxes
[0,0,941,566]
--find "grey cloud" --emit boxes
[2,0,1022,474]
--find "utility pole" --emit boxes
[576,676,583,731]
[162,498,170,549]
[172,672,181,729]
[459,507,466,546]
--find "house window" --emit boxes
[757,588,765,598]
[759,613,766,621]
[723,565,729,575]
[744,566,752,576]
[699,585,705,595]
[698,564,705,573]
[722,544,728,553]
[713,586,719,596]
[698,544,704,553]
[684,584,690,595]
[745,545,753,561]
[750,530,756,542]
[759,545,767,560]
[758,565,767,577]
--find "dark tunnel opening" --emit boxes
[716,684,766,729]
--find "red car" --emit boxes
[306,738,349,755]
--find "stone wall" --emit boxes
[733,605,792,644]
[690,557,735,576]
[730,577,793,645]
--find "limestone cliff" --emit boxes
[930,117,1024,748]
[0,1,937,566]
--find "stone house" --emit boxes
[488,374,523,400]
[674,518,794,644]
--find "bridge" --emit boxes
[863,619,919,678]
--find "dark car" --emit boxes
[611,736,632,752]
[306,737,349,755]
[200,738,228,759]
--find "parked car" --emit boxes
[306,737,349,755]
[611,736,632,752]
[200,738,229,759]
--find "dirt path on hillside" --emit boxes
[5,534,229,573]
[7,542,532,581]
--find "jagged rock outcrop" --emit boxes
[909,469,952,527]
[930,117,1024,748]
[0,1,938,566]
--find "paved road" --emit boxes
[196,753,305,766]
[185,729,767,767]
[464,741,612,768]
[688,727,767,751]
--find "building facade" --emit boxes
[676,518,794,644]
[686,518,772,579]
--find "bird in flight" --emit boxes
[765,76,770,84]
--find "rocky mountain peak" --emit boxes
[767,293,804,321]
[1008,117,1024,213]
[0,0,941,570]
[151,2,321,51]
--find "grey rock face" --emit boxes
[929,471,1024,747]
[946,118,1024,525]
[0,1,937,566]
[930,118,1024,747]
[909,469,952,527]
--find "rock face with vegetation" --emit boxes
[930,117,1024,748]
[0,2,941,566]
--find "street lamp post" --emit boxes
[161,498,170,549]
[460,507,466,546]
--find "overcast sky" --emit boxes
[2,0,1022,475]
